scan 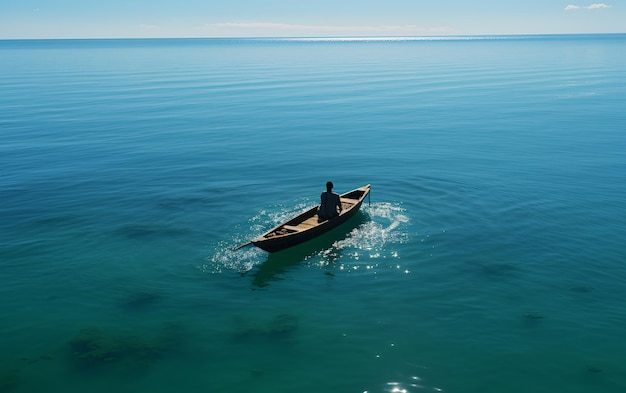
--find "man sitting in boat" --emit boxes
[318,181,342,221]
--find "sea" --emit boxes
[1,34,625,393]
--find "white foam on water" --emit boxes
[335,202,409,253]
[203,201,315,274]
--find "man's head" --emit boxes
[326,181,333,191]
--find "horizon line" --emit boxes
[2,32,625,41]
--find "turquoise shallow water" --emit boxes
[1,35,626,392]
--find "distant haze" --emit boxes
[0,0,623,39]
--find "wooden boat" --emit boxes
[237,184,371,253]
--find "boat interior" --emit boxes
[265,188,368,237]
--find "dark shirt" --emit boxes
[319,191,342,220]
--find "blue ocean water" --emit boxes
[1,34,625,392]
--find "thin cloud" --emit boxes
[564,3,612,10]
[586,3,611,9]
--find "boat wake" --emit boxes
[341,202,409,250]
[201,201,409,274]
[316,202,410,262]
[201,202,314,274]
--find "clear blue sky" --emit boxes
[0,0,623,39]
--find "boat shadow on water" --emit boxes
[250,212,368,288]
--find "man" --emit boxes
[318,181,342,221]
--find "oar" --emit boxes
[233,241,253,251]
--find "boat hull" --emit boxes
[251,184,370,253]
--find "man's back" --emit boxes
[319,191,341,220]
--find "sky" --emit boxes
[0,0,623,39]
